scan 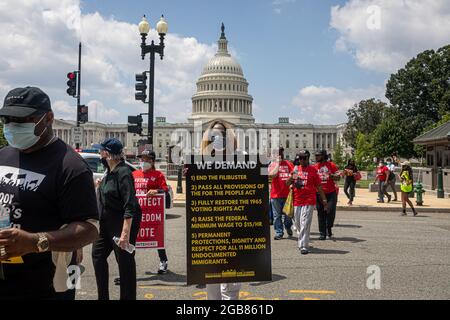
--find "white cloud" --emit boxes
[272,0,296,14]
[0,0,216,124]
[330,0,450,73]
[87,100,121,123]
[291,85,385,124]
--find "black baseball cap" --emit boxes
[138,149,156,159]
[0,87,52,118]
[92,138,123,155]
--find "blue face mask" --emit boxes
[3,114,47,150]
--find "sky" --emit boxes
[0,0,449,125]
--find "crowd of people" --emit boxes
[0,87,419,301]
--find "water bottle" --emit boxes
[113,236,135,254]
[0,205,10,229]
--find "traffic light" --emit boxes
[66,72,77,97]
[135,72,147,102]
[78,105,88,124]
[128,115,143,135]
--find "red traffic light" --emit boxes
[67,72,76,80]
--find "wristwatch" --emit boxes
[36,233,50,253]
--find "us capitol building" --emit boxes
[54,25,347,160]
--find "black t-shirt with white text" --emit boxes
[0,139,99,299]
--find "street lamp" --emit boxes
[138,15,168,150]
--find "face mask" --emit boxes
[212,135,225,151]
[3,114,47,150]
[140,162,152,171]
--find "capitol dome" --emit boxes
[189,24,254,125]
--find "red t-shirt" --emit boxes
[376,166,389,182]
[314,161,339,194]
[292,165,321,206]
[132,169,169,194]
[269,160,294,199]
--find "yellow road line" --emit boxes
[144,293,155,300]
[304,297,320,300]
[289,290,336,295]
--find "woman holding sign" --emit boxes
[200,120,242,300]
[133,149,170,274]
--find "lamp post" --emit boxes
[138,15,168,150]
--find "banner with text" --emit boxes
[186,157,271,285]
[136,194,165,249]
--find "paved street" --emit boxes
[75,207,450,300]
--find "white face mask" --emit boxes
[140,162,152,171]
[212,134,225,151]
[3,114,47,150]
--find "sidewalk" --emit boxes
[167,180,450,213]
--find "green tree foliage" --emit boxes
[385,45,450,157]
[354,133,375,171]
[371,110,415,159]
[344,99,388,149]
[332,140,346,169]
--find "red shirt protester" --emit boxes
[269,160,294,199]
[133,169,169,194]
[292,165,321,206]
[376,165,389,182]
[314,161,339,194]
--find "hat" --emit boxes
[401,161,411,167]
[92,138,123,155]
[315,149,327,156]
[296,150,310,158]
[137,149,156,159]
[0,87,52,118]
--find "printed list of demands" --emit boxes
[189,173,267,267]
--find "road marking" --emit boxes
[193,291,207,300]
[289,290,336,295]
[304,297,320,300]
[144,293,155,300]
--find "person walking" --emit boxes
[314,150,340,240]
[384,158,398,201]
[399,161,418,216]
[0,87,99,300]
[286,150,328,255]
[343,159,358,206]
[374,161,391,203]
[133,149,170,274]
[92,138,142,300]
[269,147,294,240]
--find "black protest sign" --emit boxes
[186,157,271,285]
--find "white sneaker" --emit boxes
[158,261,168,274]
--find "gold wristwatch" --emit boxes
[36,233,50,253]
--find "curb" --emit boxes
[173,201,450,213]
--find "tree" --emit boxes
[344,99,388,149]
[332,140,346,169]
[354,132,376,171]
[371,110,415,159]
[0,123,7,148]
[385,45,450,157]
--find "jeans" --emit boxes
[316,191,337,237]
[378,181,390,201]
[271,198,293,236]
[344,177,356,202]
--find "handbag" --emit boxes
[354,172,362,181]
[282,189,294,218]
